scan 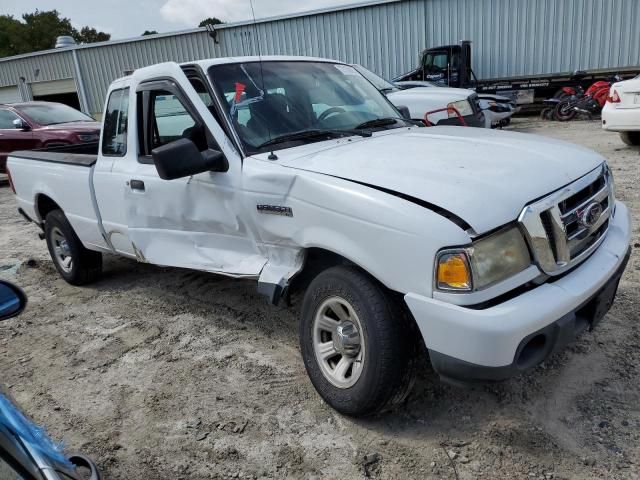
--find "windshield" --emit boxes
[19,103,94,126]
[208,61,404,154]
[351,64,398,93]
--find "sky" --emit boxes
[0,0,358,39]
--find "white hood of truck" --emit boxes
[276,127,605,234]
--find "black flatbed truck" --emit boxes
[393,41,640,110]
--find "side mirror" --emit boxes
[397,105,412,120]
[12,118,30,131]
[152,138,229,181]
[0,281,27,321]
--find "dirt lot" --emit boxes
[1,118,639,480]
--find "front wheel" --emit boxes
[299,266,416,417]
[620,131,640,146]
[540,107,554,120]
[45,210,102,285]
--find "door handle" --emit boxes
[130,179,145,191]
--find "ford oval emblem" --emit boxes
[578,202,603,229]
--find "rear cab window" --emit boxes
[102,88,130,156]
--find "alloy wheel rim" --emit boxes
[51,227,73,273]
[312,296,365,389]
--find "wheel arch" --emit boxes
[290,247,365,293]
[35,193,62,223]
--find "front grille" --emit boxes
[518,165,614,276]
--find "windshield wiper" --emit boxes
[256,128,371,149]
[355,117,402,130]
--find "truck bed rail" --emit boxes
[10,142,99,167]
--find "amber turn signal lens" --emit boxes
[437,253,471,290]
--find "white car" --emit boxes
[352,64,485,127]
[7,56,632,417]
[602,74,640,146]
[395,80,519,128]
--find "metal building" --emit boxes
[1,0,638,117]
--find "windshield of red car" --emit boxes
[18,104,94,126]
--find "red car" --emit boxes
[0,102,100,172]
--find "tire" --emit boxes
[620,131,640,146]
[45,210,102,285]
[554,101,577,121]
[299,265,417,417]
[540,107,554,120]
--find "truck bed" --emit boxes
[10,142,98,167]
[7,141,107,253]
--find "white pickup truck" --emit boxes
[7,56,632,417]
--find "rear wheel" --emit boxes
[299,265,417,417]
[620,131,640,146]
[45,210,102,285]
[555,101,577,121]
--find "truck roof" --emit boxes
[195,55,345,67]
[111,55,346,85]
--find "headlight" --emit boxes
[604,162,615,201]
[447,100,473,117]
[436,226,531,292]
[78,133,100,142]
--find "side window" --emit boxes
[424,52,448,71]
[102,88,129,156]
[150,91,206,151]
[0,109,20,129]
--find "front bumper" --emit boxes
[405,201,632,384]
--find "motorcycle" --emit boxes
[540,70,588,120]
[555,75,622,121]
[540,85,583,120]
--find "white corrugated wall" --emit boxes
[0,0,638,114]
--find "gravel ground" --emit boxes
[1,118,639,480]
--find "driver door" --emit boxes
[124,74,266,277]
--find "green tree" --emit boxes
[0,15,25,57]
[198,17,223,27]
[74,26,110,44]
[21,10,75,52]
[142,30,158,36]
[0,9,111,58]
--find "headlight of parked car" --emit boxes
[604,161,615,201]
[435,226,531,292]
[77,133,100,142]
[447,99,473,117]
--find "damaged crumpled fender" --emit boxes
[243,153,471,301]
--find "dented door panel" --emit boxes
[125,162,266,276]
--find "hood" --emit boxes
[388,86,471,102]
[40,121,101,132]
[276,127,604,234]
[477,93,513,103]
